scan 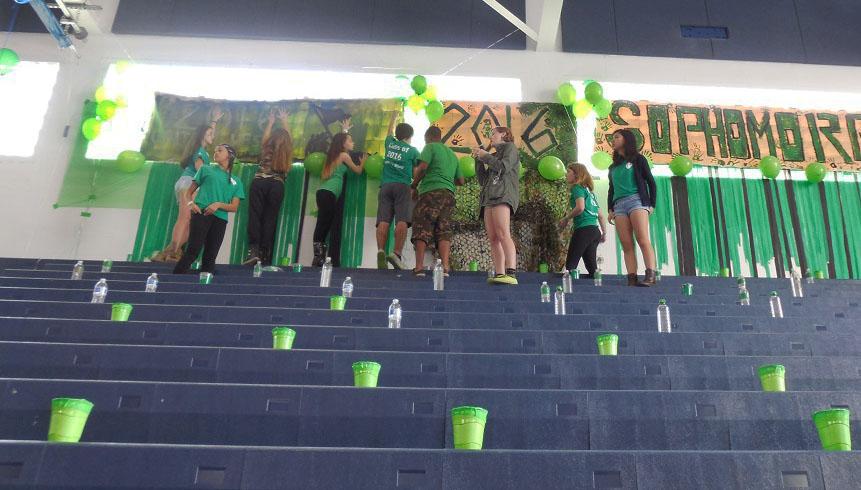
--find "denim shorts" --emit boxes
[613,194,650,216]
[174,176,194,203]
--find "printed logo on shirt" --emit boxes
[626,162,632,169]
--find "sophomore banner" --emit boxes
[596,100,861,171]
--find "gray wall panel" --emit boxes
[370,0,471,47]
[707,0,805,63]
[560,0,618,55]
[795,0,861,66]
[471,0,528,49]
[613,0,712,59]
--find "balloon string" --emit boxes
[2,3,21,50]
[440,28,520,76]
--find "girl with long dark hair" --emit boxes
[173,144,245,274]
[473,126,520,285]
[153,109,223,262]
[607,129,657,286]
[243,107,294,266]
[312,132,366,266]
[559,163,607,277]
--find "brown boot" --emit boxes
[626,273,639,287]
[643,269,657,286]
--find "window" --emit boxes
[0,61,60,157]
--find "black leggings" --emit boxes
[565,225,602,277]
[173,213,228,274]
[313,189,338,243]
[247,177,285,263]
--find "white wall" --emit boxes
[2,3,861,264]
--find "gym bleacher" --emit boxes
[0,258,857,489]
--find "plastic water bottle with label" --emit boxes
[561,268,573,293]
[253,262,263,278]
[101,260,112,273]
[387,299,402,329]
[738,285,750,306]
[657,299,671,333]
[540,281,550,303]
[145,273,158,293]
[91,278,108,304]
[342,276,353,298]
[790,269,804,298]
[769,291,784,318]
[71,261,84,280]
[805,268,814,284]
[433,259,444,291]
[594,268,603,287]
[554,286,566,315]
[320,257,332,287]
[737,276,746,288]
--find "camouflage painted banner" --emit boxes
[141,94,401,162]
[594,100,861,171]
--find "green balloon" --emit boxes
[81,118,102,141]
[0,48,20,76]
[459,155,476,179]
[556,82,576,106]
[591,152,613,170]
[593,98,612,119]
[96,100,118,121]
[364,154,384,179]
[116,150,145,173]
[759,155,781,179]
[584,81,604,105]
[538,155,565,181]
[410,75,427,95]
[519,164,526,179]
[304,151,326,177]
[426,100,444,123]
[669,155,693,177]
[805,162,827,183]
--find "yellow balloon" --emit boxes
[94,86,108,103]
[407,94,426,114]
[115,95,128,108]
[115,60,131,74]
[422,85,438,101]
[573,99,593,119]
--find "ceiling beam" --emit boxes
[481,0,538,41]
[535,0,564,51]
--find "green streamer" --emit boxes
[715,169,751,276]
[339,171,368,267]
[837,175,861,278]
[650,176,678,274]
[740,175,776,277]
[822,177,850,278]
[685,173,720,275]
[129,163,182,261]
[790,179,829,274]
[770,177,800,271]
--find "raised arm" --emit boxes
[476,143,517,174]
[341,152,366,175]
[386,111,399,136]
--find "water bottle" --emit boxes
[101,260,112,273]
[561,268,573,293]
[145,273,159,293]
[657,299,671,333]
[91,278,108,304]
[790,269,803,298]
[655,270,662,282]
[433,259,444,291]
[769,291,784,318]
[738,285,750,306]
[320,257,332,287]
[540,281,550,303]
[388,299,402,329]
[554,286,566,315]
[342,276,354,298]
[594,268,603,287]
[805,268,814,284]
[736,276,746,288]
[253,261,263,278]
[487,267,495,279]
[71,260,84,280]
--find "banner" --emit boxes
[596,100,861,171]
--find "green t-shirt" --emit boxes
[417,143,463,195]
[183,146,210,178]
[319,163,348,199]
[570,184,599,229]
[610,161,639,202]
[193,164,245,221]
[381,136,419,185]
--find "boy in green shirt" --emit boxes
[376,112,419,270]
[410,126,465,276]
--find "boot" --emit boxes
[626,273,640,287]
[643,268,657,286]
[242,246,260,266]
[312,242,325,267]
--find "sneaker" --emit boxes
[387,253,406,270]
[491,274,518,285]
[412,268,426,278]
[377,250,387,270]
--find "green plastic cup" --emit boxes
[813,408,851,451]
[468,260,479,272]
[279,257,291,267]
[814,270,826,280]
[293,263,303,273]
[570,270,580,279]
[682,283,693,296]
[48,398,94,443]
[111,303,133,322]
[330,295,347,311]
[352,361,381,387]
[199,272,212,284]
[271,327,296,350]
[719,267,730,277]
[451,406,489,450]
[757,364,786,392]
[538,263,549,273]
[596,334,619,356]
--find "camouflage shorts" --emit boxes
[411,189,456,245]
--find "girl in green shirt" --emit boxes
[559,163,607,277]
[173,144,245,274]
[312,132,366,266]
